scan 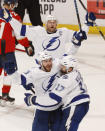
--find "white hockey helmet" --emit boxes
[37,51,52,63]
[60,55,77,69]
[45,15,57,23]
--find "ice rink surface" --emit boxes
[0,34,105,131]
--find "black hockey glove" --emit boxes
[71,30,87,46]
[25,41,35,56]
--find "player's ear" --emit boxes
[68,67,73,72]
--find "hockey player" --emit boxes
[0,0,34,105]
[24,55,90,131]
[10,52,89,131]
[10,51,62,131]
[12,51,60,97]
[0,8,94,129]
[0,8,96,59]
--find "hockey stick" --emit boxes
[30,88,35,94]
[74,0,82,31]
[78,0,105,40]
[78,0,87,11]
[15,48,26,52]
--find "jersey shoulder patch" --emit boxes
[62,75,68,79]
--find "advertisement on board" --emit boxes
[87,0,105,19]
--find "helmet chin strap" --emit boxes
[41,65,46,71]
[40,62,47,72]
[66,69,69,74]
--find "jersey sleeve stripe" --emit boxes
[70,94,90,104]
[20,25,26,36]
[49,92,62,103]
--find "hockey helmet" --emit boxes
[60,55,77,69]
[45,15,57,23]
[4,0,18,5]
[37,51,52,63]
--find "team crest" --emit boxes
[42,36,61,51]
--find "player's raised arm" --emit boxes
[65,12,96,55]
[0,8,36,40]
[0,8,23,35]
[0,8,35,56]
[71,12,96,46]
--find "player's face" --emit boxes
[46,20,57,33]
[60,65,73,74]
[42,58,52,72]
[60,65,67,74]
[3,4,15,10]
[10,4,15,10]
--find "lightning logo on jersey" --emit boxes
[42,73,58,92]
[42,36,60,51]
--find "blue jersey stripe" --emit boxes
[71,94,90,104]
[21,74,26,86]
[63,94,90,109]
[49,93,62,103]
[20,25,26,36]
[35,102,60,108]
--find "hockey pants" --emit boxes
[59,102,89,131]
[32,108,62,131]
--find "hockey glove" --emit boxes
[24,93,36,106]
[71,30,87,46]
[24,83,35,90]
[0,8,12,22]
[21,75,35,90]
[25,41,35,56]
[85,12,96,26]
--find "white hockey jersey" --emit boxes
[10,18,89,58]
[10,58,62,110]
[33,69,90,111]
[12,58,60,96]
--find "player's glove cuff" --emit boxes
[24,93,36,106]
[25,41,35,56]
[71,31,87,46]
